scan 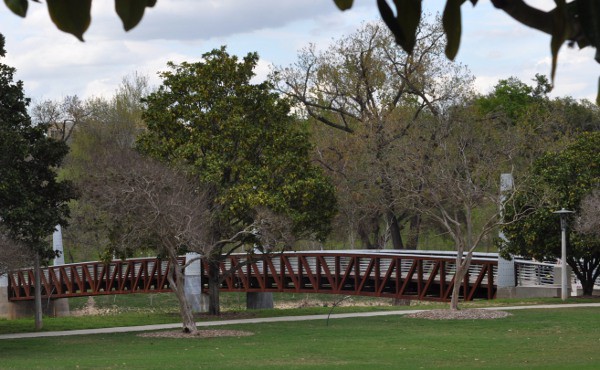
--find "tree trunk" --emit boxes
[34,253,43,330]
[581,279,594,296]
[406,214,421,250]
[387,211,404,250]
[450,252,465,311]
[207,259,221,315]
[450,263,462,311]
[167,259,197,333]
[569,259,599,296]
[450,250,475,310]
[358,221,378,249]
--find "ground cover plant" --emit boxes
[1,307,599,369]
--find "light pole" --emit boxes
[553,208,574,301]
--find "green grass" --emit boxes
[2,292,599,336]
[1,307,599,369]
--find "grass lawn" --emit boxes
[3,292,597,335]
[0,307,599,369]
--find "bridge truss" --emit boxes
[7,251,497,302]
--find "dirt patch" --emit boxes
[71,297,118,316]
[138,329,254,339]
[405,309,511,320]
[275,297,390,309]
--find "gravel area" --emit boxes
[137,329,254,339]
[404,309,511,320]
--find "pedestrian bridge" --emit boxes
[7,250,554,301]
[5,250,558,303]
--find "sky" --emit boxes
[1,0,598,104]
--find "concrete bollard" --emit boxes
[247,292,274,309]
[51,225,70,317]
[246,253,274,309]
[0,274,10,319]
[184,252,208,313]
[497,173,516,288]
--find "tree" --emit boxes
[394,105,522,309]
[75,141,209,333]
[273,19,474,249]
[71,116,295,330]
[58,73,151,263]
[475,75,551,125]
[501,132,600,295]
[0,232,30,275]
[475,75,600,171]
[0,33,75,329]
[4,1,599,101]
[31,95,91,143]
[138,47,337,315]
[576,190,600,238]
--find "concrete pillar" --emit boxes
[0,230,70,320]
[553,264,572,297]
[0,274,10,319]
[247,292,274,309]
[497,173,516,288]
[0,274,37,319]
[51,225,70,317]
[184,252,208,313]
[246,250,274,309]
[53,225,65,265]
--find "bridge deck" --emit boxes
[7,251,497,302]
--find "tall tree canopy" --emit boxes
[273,19,474,250]
[5,0,599,101]
[139,47,336,242]
[500,132,600,295]
[138,47,336,314]
[0,32,75,329]
[0,33,74,259]
[475,75,600,169]
[59,74,152,262]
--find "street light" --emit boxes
[553,208,574,301]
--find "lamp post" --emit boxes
[553,208,574,301]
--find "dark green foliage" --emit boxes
[138,47,336,242]
[501,132,600,294]
[0,33,75,259]
[475,76,542,123]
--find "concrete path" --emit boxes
[1,302,599,340]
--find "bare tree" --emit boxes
[395,106,526,309]
[31,95,91,142]
[576,189,600,238]
[77,143,295,326]
[0,232,32,276]
[78,146,210,332]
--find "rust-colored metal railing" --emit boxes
[7,251,497,302]
[212,252,497,301]
[7,257,185,301]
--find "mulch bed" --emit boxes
[138,329,254,339]
[404,309,511,320]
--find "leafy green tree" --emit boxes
[501,132,600,295]
[475,75,550,125]
[0,33,75,329]
[5,1,599,100]
[476,76,600,172]
[138,47,337,315]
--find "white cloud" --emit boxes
[1,0,597,102]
